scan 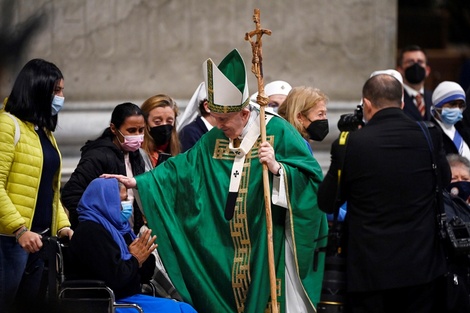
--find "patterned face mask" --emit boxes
[447,181,470,203]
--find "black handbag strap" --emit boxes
[417,121,447,239]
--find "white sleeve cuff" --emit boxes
[272,166,288,208]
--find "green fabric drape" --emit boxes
[136,116,328,313]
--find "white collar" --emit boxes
[201,116,214,131]
[403,84,424,97]
[239,110,259,139]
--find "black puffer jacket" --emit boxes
[61,133,145,231]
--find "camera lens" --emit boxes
[337,105,364,132]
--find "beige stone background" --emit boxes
[0,0,397,101]
[2,0,469,182]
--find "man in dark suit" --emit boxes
[179,98,216,152]
[318,71,450,313]
[397,45,433,121]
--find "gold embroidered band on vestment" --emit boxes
[213,136,276,312]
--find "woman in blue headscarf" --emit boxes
[68,177,197,312]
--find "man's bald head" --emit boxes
[363,74,403,109]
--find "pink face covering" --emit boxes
[118,130,144,152]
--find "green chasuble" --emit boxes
[136,115,328,313]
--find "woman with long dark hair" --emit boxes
[0,58,73,312]
[61,102,146,234]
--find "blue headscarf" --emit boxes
[77,177,136,260]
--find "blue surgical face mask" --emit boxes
[120,201,133,223]
[51,95,65,115]
[440,107,463,125]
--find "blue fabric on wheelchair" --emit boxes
[116,293,197,312]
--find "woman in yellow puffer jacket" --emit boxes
[0,59,73,312]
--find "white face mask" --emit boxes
[51,95,65,115]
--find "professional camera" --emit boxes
[318,221,346,313]
[446,216,470,254]
[337,104,364,132]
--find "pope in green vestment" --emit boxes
[136,111,328,313]
[121,49,329,313]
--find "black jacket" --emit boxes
[402,88,433,121]
[318,107,450,292]
[61,135,145,231]
[179,116,209,152]
[431,116,470,156]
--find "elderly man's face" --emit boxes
[210,109,251,139]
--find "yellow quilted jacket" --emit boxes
[0,111,70,235]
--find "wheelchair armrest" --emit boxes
[61,279,107,288]
[59,279,116,304]
[141,280,157,297]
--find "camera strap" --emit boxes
[417,121,448,240]
[334,131,350,219]
[314,131,349,248]
[328,131,350,250]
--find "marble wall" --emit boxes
[1,0,397,102]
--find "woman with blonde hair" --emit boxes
[140,94,180,168]
[278,86,329,146]
[279,86,330,308]
[139,95,184,299]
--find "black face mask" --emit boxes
[306,119,329,141]
[149,124,173,146]
[404,63,426,84]
[447,181,470,203]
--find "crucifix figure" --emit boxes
[245,9,272,108]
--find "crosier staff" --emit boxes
[245,9,278,313]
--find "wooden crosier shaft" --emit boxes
[245,8,278,313]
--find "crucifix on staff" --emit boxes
[245,8,279,313]
[245,9,272,108]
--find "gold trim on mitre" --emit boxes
[203,49,249,114]
[209,97,251,114]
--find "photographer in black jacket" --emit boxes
[319,70,450,313]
